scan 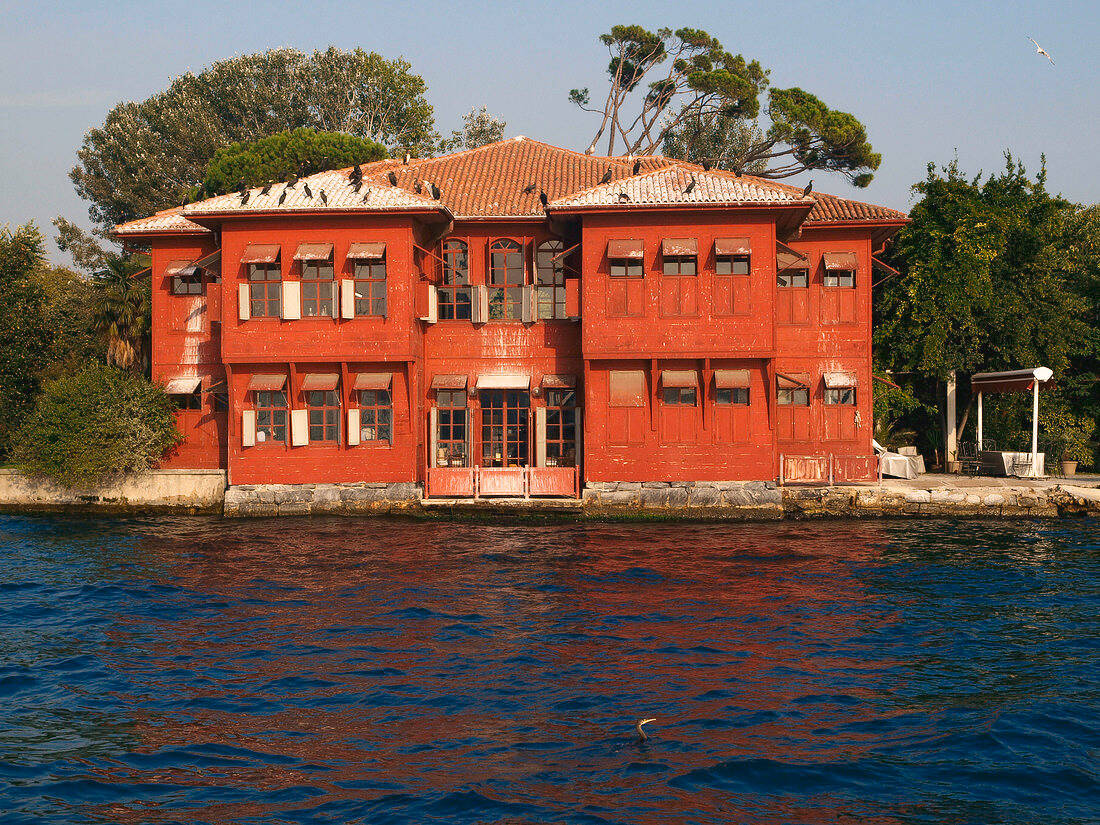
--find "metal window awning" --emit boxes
[247,373,287,391]
[608,370,647,406]
[541,374,577,389]
[431,374,468,390]
[971,367,1053,393]
[823,371,858,388]
[661,237,698,257]
[823,252,858,270]
[293,242,334,261]
[346,242,386,260]
[607,239,644,259]
[301,373,339,391]
[476,374,530,390]
[240,243,281,264]
[777,373,810,389]
[777,251,808,270]
[661,369,699,388]
[193,249,221,271]
[715,237,752,256]
[164,376,202,394]
[353,372,392,391]
[165,260,198,276]
[714,369,750,389]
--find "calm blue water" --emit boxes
[0,515,1096,824]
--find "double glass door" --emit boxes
[479,390,529,468]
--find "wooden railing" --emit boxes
[779,453,880,485]
[426,466,579,499]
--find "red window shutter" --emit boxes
[565,278,580,318]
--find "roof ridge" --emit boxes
[546,164,688,206]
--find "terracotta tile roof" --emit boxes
[548,165,812,210]
[113,137,906,235]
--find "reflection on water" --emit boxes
[0,516,1096,824]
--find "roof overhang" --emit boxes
[971,367,1053,393]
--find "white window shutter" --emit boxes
[242,409,256,447]
[420,285,438,323]
[535,406,547,466]
[281,281,301,320]
[341,279,355,319]
[290,408,308,446]
[521,284,535,324]
[477,285,489,323]
[429,407,439,467]
[238,283,250,321]
[470,286,483,324]
[466,406,475,467]
[347,408,360,445]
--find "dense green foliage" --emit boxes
[573,25,879,184]
[438,107,507,153]
[71,48,438,231]
[199,128,388,198]
[13,364,180,487]
[91,255,150,370]
[875,156,1099,466]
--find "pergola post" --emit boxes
[946,371,957,462]
[1031,379,1040,476]
[977,391,983,450]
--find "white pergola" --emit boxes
[971,367,1054,476]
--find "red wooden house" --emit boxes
[113,138,907,497]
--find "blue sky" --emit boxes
[1,0,1096,262]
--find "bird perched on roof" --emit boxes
[600,168,613,185]
[278,189,288,205]
[802,179,813,196]
[361,189,372,203]
[286,175,298,189]
[303,182,313,199]
[414,180,423,194]
[319,189,328,205]
[259,181,272,196]
[387,171,399,186]
[431,182,442,200]
[1028,37,1055,65]
[632,159,641,175]
[636,718,656,742]
[523,182,538,194]
[618,191,631,202]
[239,189,250,205]
[349,164,363,185]
[701,158,713,171]
[539,190,549,208]
[685,175,697,194]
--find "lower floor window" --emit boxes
[171,392,201,410]
[661,387,697,406]
[307,390,340,442]
[358,389,392,442]
[545,389,576,467]
[825,387,856,405]
[716,387,749,405]
[254,391,287,443]
[436,390,467,466]
[778,387,810,406]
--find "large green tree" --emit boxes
[571,26,879,185]
[198,128,388,198]
[91,254,151,372]
[438,107,507,153]
[71,47,439,233]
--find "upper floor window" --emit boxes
[716,255,750,276]
[825,387,856,405]
[248,263,281,317]
[822,253,857,288]
[301,259,335,317]
[777,268,809,288]
[660,238,699,317]
[170,270,203,295]
[353,256,387,316]
[536,240,568,320]
[608,239,644,278]
[306,390,340,442]
[440,239,472,320]
[253,390,287,443]
[824,269,855,288]
[488,238,525,320]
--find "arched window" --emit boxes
[488,238,525,320]
[536,239,567,319]
[439,239,471,320]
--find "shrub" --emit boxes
[12,364,181,487]
[1041,405,1095,467]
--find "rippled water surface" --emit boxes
[0,515,1097,824]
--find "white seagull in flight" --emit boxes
[1027,37,1055,65]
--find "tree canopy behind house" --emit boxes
[70,47,439,232]
[570,25,879,185]
[198,128,388,198]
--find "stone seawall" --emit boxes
[581,480,783,520]
[223,482,421,517]
[0,469,226,512]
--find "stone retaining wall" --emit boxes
[223,482,421,517]
[582,481,783,519]
[0,469,226,512]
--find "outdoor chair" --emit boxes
[957,441,983,475]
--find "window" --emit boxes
[354,257,387,316]
[825,387,856,405]
[436,390,468,466]
[301,260,335,317]
[778,268,809,288]
[481,389,529,467]
[536,240,567,320]
[824,269,855,288]
[253,390,287,443]
[778,387,810,406]
[661,387,697,406]
[439,240,472,320]
[249,263,281,317]
[306,390,340,442]
[610,257,643,278]
[716,387,750,405]
[488,239,525,320]
[172,272,202,295]
[545,389,577,467]
[716,255,750,276]
[358,389,392,442]
[171,391,201,410]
